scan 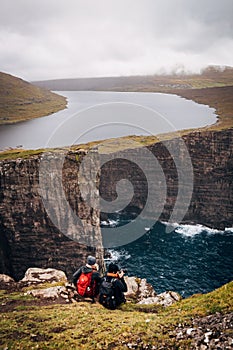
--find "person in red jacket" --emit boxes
[72,255,101,302]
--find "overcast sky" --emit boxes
[0,0,233,81]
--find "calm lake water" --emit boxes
[0,91,216,150]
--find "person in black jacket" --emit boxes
[72,255,101,301]
[102,262,128,307]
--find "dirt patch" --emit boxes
[0,295,67,313]
[50,326,67,333]
[30,333,53,342]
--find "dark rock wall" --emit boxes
[0,151,104,280]
[99,129,233,229]
[181,129,232,228]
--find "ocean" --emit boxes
[103,220,233,298]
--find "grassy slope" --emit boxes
[0,281,232,349]
[0,72,67,125]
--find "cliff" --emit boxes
[0,149,104,280]
[100,129,233,230]
[0,128,232,279]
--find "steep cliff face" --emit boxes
[180,129,232,227]
[0,129,232,279]
[99,129,233,229]
[0,150,104,280]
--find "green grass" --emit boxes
[0,281,232,349]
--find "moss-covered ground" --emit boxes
[0,281,232,349]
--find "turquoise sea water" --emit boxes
[103,220,233,298]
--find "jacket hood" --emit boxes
[81,265,93,273]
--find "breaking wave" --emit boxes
[162,222,233,237]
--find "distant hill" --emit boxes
[33,65,233,92]
[0,72,67,125]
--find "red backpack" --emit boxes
[77,272,96,297]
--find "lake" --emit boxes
[0,91,217,150]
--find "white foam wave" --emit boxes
[101,219,119,227]
[175,224,221,237]
[162,221,233,237]
[105,248,131,262]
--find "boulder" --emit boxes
[26,286,67,299]
[138,290,182,306]
[138,278,157,300]
[124,276,139,296]
[125,276,156,301]
[20,267,67,284]
[0,274,16,291]
[0,274,15,284]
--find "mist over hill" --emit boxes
[33,66,233,92]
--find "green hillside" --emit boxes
[0,281,232,349]
[0,72,67,125]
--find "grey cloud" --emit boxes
[0,0,232,80]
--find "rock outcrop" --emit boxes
[1,269,181,307]
[125,276,156,301]
[0,273,16,291]
[125,276,181,306]
[138,291,182,306]
[26,285,67,300]
[21,267,67,284]
[0,274,15,284]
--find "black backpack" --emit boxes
[99,277,117,310]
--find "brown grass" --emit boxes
[0,72,67,125]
